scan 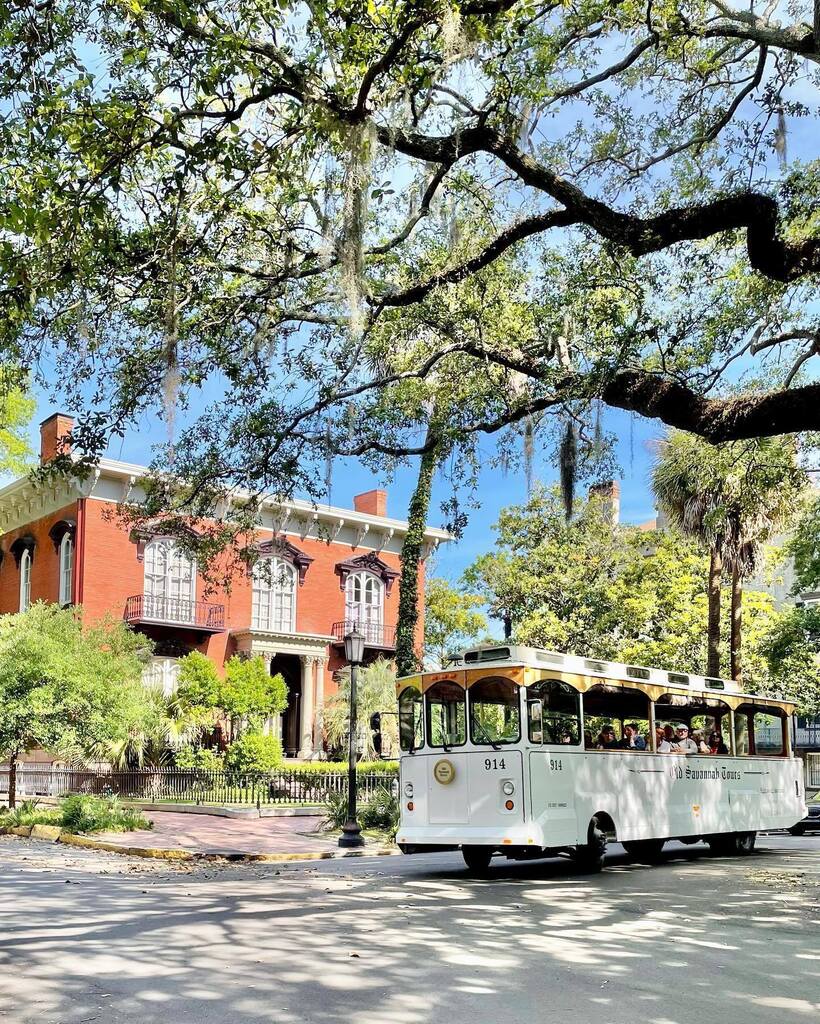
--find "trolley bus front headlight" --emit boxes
[404,783,414,798]
[502,781,515,796]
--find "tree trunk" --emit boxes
[395,426,438,678]
[707,548,722,678]
[730,566,743,684]
[8,749,18,810]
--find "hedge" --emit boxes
[280,760,398,776]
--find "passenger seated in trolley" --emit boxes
[620,723,646,750]
[659,723,699,753]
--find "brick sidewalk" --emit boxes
[92,811,384,856]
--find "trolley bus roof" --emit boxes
[398,645,795,713]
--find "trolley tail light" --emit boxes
[505,799,515,811]
[407,801,414,811]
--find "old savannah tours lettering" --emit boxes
[668,765,742,781]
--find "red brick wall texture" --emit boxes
[0,495,421,702]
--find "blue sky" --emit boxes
[25,386,663,583]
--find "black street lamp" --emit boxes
[339,625,366,849]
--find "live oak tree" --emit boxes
[5,3,820,462]
[0,604,153,807]
[4,1,820,631]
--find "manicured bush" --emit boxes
[60,794,151,833]
[281,760,398,776]
[174,746,225,771]
[225,732,283,773]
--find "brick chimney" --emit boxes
[353,489,388,517]
[39,413,74,465]
[589,479,620,525]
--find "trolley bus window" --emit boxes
[426,680,467,749]
[583,683,650,750]
[655,693,731,754]
[399,686,424,752]
[527,679,581,745]
[736,703,786,756]
[469,676,521,746]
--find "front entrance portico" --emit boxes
[232,629,331,759]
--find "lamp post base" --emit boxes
[338,820,365,849]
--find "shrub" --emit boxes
[174,746,225,771]
[225,732,283,773]
[358,786,400,836]
[60,795,151,833]
[323,786,400,838]
[323,790,349,830]
[4,799,62,829]
[282,760,398,776]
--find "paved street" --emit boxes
[1,834,818,1024]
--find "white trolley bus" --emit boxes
[395,645,806,872]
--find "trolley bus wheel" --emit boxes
[574,817,607,873]
[708,831,757,856]
[622,839,665,863]
[462,846,494,873]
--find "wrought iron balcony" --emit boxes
[124,594,226,633]
[331,619,397,651]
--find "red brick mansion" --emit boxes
[0,414,450,758]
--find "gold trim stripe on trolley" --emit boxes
[398,666,794,714]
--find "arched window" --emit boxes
[143,538,195,622]
[469,675,521,745]
[654,693,731,754]
[527,678,581,745]
[345,571,383,641]
[583,683,651,750]
[426,680,467,748]
[58,532,73,606]
[734,703,787,757]
[252,557,297,632]
[19,549,31,612]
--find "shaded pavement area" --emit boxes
[88,810,355,856]
[0,834,819,1024]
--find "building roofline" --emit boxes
[0,455,453,543]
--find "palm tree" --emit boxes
[652,435,728,678]
[653,432,805,682]
[323,658,398,760]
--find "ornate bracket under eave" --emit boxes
[334,551,400,596]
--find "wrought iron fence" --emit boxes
[0,767,396,807]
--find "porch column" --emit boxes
[313,657,327,759]
[258,652,282,740]
[298,654,316,759]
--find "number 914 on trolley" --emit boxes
[395,645,806,873]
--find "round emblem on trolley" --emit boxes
[433,759,456,785]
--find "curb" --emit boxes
[1,827,399,863]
